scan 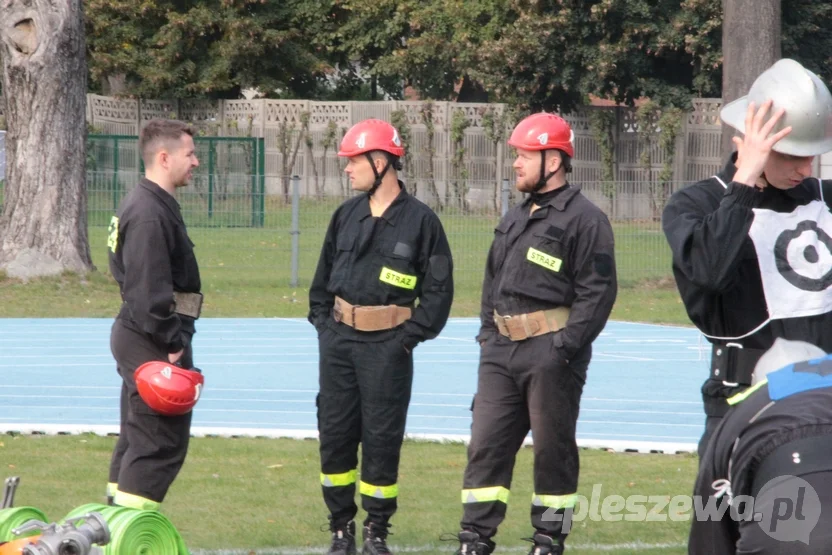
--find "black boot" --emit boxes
[454,530,494,555]
[327,521,356,555]
[362,522,392,554]
[525,532,564,555]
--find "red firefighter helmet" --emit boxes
[507,112,575,157]
[134,361,204,416]
[338,119,405,158]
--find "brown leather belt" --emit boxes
[173,291,204,319]
[333,296,412,332]
[493,307,570,341]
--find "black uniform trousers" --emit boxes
[317,325,414,527]
[461,333,589,540]
[108,318,194,506]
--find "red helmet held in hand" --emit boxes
[134,361,204,416]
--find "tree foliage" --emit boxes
[85,0,332,98]
[83,0,832,108]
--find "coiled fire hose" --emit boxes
[65,504,189,555]
[0,507,48,542]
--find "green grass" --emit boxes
[3,435,695,554]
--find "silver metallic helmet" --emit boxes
[720,58,832,157]
[751,337,827,385]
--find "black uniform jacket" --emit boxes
[308,182,454,350]
[109,178,201,354]
[477,184,617,361]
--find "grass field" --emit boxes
[0,196,698,553]
[4,435,696,554]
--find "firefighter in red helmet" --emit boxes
[309,119,455,554]
[451,113,617,555]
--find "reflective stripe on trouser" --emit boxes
[461,333,588,539]
[109,319,194,505]
[462,486,510,504]
[321,469,358,487]
[113,489,161,511]
[360,481,399,499]
[106,482,118,497]
[317,328,413,527]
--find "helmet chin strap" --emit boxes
[365,152,392,196]
[533,151,560,192]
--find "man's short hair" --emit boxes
[546,149,572,174]
[370,150,403,172]
[139,119,195,167]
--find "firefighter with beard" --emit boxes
[451,113,618,555]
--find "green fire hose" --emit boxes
[0,507,49,542]
[65,504,189,555]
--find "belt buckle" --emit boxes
[722,342,743,387]
[501,314,521,341]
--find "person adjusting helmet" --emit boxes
[311,118,454,554]
[662,57,832,468]
[134,361,204,417]
[338,119,405,196]
[506,113,574,192]
[452,112,616,555]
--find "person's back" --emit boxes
[691,339,832,554]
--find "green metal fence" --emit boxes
[86,135,266,227]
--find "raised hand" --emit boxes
[732,99,792,188]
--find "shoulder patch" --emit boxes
[593,253,614,278]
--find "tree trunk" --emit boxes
[0,0,93,278]
[721,0,781,158]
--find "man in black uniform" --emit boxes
[107,118,203,510]
[309,118,454,555]
[452,113,617,555]
[690,338,832,554]
[662,59,832,460]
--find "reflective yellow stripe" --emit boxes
[321,469,357,487]
[106,482,118,497]
[527,247,562,272]
[461,486,510,504]
[107,216,119,253]
[727,380,767,406]
[532,493,578,509]
[113,490,160,511]
[379,267,417,289]
[359,481,399,499]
